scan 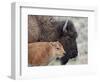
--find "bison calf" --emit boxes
[28,41,65,66]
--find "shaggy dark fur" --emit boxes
[28,15,78,65]
[58,20,78,64]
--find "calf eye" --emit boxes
[56,48,60,50]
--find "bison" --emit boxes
[28,15,78,65]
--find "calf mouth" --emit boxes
[56,53,66,60]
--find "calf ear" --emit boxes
[56,41,60,43]
[56,41,62,46]
[49,42,56,47]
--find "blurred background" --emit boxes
[67,17,88,64]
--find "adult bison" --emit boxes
[28,15,78,65]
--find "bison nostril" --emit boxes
[70,51,78,58]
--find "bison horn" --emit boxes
[63,20,68,32]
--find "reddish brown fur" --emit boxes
[28,41,65,66]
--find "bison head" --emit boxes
[58,20,78,65]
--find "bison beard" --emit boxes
[28,15,78,65]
